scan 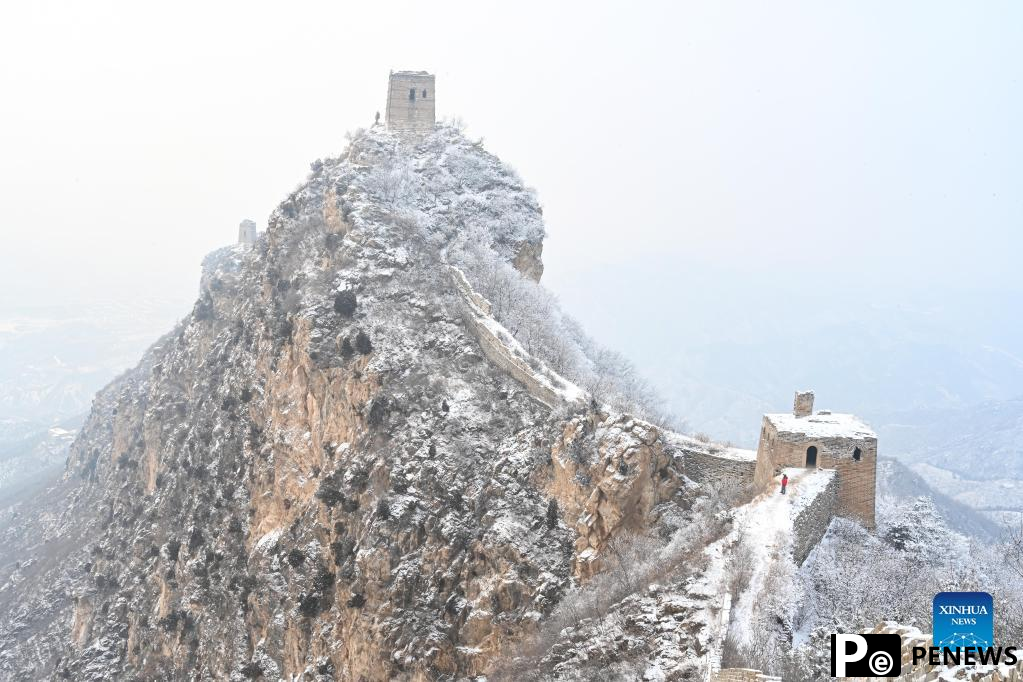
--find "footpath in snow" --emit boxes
[729,467,832,644]
[696,466,836,671]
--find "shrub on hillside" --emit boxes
[333,291,357,317]
[315,481,344,507]
[286,548,305,568]
[355,331,372,354]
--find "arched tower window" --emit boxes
[422,89,428,98]
[853,447,862,461]
[409,88,416,101]
[806,446,818,467]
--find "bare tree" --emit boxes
[1005,513,1023,580]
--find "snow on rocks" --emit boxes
[0,122,770,682]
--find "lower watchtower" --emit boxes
[754,390,877,528]
[385,71,436,132]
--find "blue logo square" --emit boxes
[933,591,994,650]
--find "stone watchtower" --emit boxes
[238,219,257,246]
[753,390,877,528]
[385,70,436,132]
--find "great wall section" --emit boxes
[423,93,921,681]
[450,266,577,409]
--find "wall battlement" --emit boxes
[680,445,757,491]
[791,469,839,563]
[449,267,583,408]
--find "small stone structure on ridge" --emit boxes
[385,70,436,132]
[238,219,258,246]
[754,390,877,528]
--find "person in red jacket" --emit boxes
[780,473,789,494]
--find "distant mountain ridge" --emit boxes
[878,397,1023,479]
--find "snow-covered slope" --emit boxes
[4,123,1017,682]
[0,125,731,681]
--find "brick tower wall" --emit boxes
[386,72,436,132]
[238,220,257,245]
[755,421,876,528]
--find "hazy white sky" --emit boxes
[1,1,1020,316]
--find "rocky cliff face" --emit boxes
[0,126,731,681]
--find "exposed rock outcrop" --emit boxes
[0,126,722,681]
[513,240,544,282]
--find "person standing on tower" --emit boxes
[780,473,789,495]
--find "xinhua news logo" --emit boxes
[914,591,1018,668]
[830,592,1021,677]
[933,591,993,650]
[830,633,902,677]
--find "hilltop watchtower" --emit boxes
[238,219,257,246]
[385,71,435,132]
[754,390,877,528]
